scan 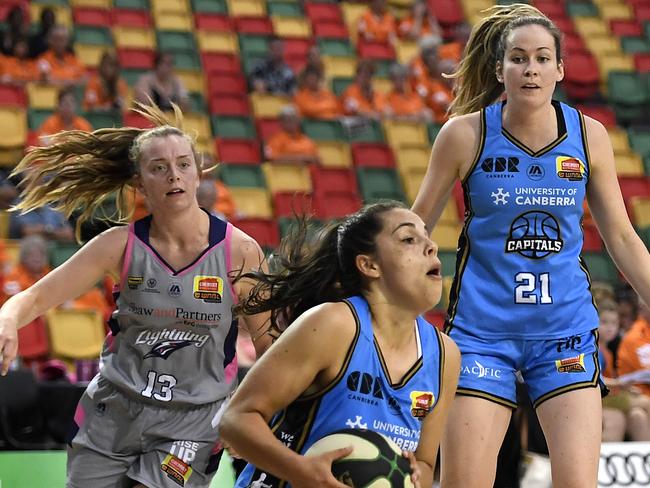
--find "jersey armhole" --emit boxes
[578,110,592,179]
[460,108,487,185]
[118,224,136,292]
[434,328,446,409]
[224,222,239,305]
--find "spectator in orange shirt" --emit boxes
[264,105,319,164]
[384,63,432,123]
[617,298,650,397]
[438,23,471,64]
[215,179,236,220]
[84,51,129,112]
[38,86,93,146]
[37,25,86,87]
[398,0,442,43]
[357,0,397,46]
[410,38,453,123]
[0,37,39,85]
[294,66,342,120]
[342,60,386,119]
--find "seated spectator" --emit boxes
[84,51,129,112]
[302,45,324,80]
[617,298,650,397]
[293,66,342,120]
[398,0,442,43]
[9,200,74,242]
[214,179,236,221]
[36,25,86,87]
[249,37,297,96]
[1,6,28,57]
[410,37,453,123]
[37,86,93,146]
[0,37,39,85]
[0,169,17,211]
[438,22,471,64]
[29,7,56,60]
[384,63,431,123]
[264,105,319,164]
[357,0,397,46]
[342,60,386,119]
[197,179,226,221]
[134,51,190,112]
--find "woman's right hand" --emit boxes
[290,446,354,488]
[0,317,18,376]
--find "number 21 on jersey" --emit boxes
[515,272,552,304]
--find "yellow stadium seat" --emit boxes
[197,31,238,54]
[585,35,621,58]
[151,0,190,14]
[341,2,367,42]
[372,78,392,95]
[27,83,58,110]
[47,309,105,359]
[229,188,273,219]
[607,127,632,154]
[600,3,632,20]
[0,108,27,148]
[574,17,610,38]
[69,0,112,7]
[396,40,419,65]
[181,113,211,142]
[177,70,206,95]
[440,276,454,309]
[272,17,312,38]
[74,43,105,68]
[598,53,634,85]
[29,5,72,28]
[615,153,644,176]
[250,93,291,118]
[315,141,352,168]
[630,197,650,228]
[323,56,357,80]
[227,0,266,16]
[0,212,9,239]
[461,0,494,19]
[113,27,156,50]
[5,240,20,267]
[0,148,25,168]
[395,144,430,171]
[440,199,460,225]
[154,12,193,31]
[384,120,428,148]
[400,166,426,203]
[262,163,312,193]
[431,222,462,252]
[195,138,215,157]
[389,0,415,7]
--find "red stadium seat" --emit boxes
[231,218,280,247]
[351,143,395,168]
[283,39,312,60]
[201,53,242,75]
[305,2,343,24]
[124,112,155,129]
[582,223,603,252]
[634,53,650,73]
[563,51,600,100]
[634,4,650,22]
[619,176,650,201]
[313,21,349,40]
[256,118,282,140]
[208,73,247,96]
[428,0,464,27]
[575,104,617,128]
[117,48,155,69]
[0,2,28,24]
[310,166,358,194]
[18,318,49,360]
[234,17,274,35]
[313,191,361,219]
[209,94,250,116]
[273,192,313,217]
[0,85,26,107]
[194,13,233,32]
[551,17,576,35]
[563,33,587,53]
[112,9,152,28]
[423,310,445,330]
[73,8,111,27]
[216,139,262,164]
[451,181,465,219]
[610,19,642,37]
[357,39,396,60]
[534,1,566,19]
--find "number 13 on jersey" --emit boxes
[515,272,552,304]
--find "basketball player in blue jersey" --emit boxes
[412,4,650,487]
[0,104,272,488]
[219,202,460,488]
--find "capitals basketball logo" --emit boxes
[505,211,564,259]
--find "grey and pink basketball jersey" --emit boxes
[100,213,239,407]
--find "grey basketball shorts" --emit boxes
[67,375,229,488]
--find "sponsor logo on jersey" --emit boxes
[527,163,545,181]
[481,157,520,178]
[556,156,585,181]
[127,276,143,290]
[137,328,210,350]
[513,187,577,207]
[345,415,368,429]
[193,275,223,303]
[126,303,221,325]
[491,188,510,205]
[161,453,193,487]
[505,211,564,259]
[346,371,383,406]
[461,360,502,379]
[555,353,586,373]
[143,340,197,359]
[556,335,582,353]
[143,277,160,294]
[169,440,199,463]
[410,391,434,418]
[168,282,182,297]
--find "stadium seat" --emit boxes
[610,19,642,37]
[312,191,362,219]
[302,119,346,141]
[228,0,266,16]
[263,163,312,193]
[176,70,205,94]
[332,77,354,96]
[618,176,650,200]
[197,31,238,53]
[313,22,350,40]
[356,167,406,203]
[396,39,418,64]
[272,17,312,38]
[431,222,462,252]
[607,127,632,155]
[630,196,650,227]
[423,309,446,329]
[628,128,650,158]
[28,109,53,131]
[201,53,242,74]
[218,164,266,188]
[598,53,635,84]
[268,1,303,17]
[395,144,430,171]
[567,2,600,17]
[0,85,26,107]
[318,39,355,57]
[384,120,428,148]
[211,116,256,139]
[113,26,157,50]
[0,211,9,239]
[47,309,105,359]
[351,143,395,168]
[234,16,274,35]
[215,139,262,164]
[633,53,650,73]
[357,39,396,60]
[575,104,617,128]
[74,25,112,45]
[208,73,247,96]
[311,166,357,194]
[305,2,342,22]
[74,43,105,67]
[535,0,566,18]
[29,4,72,28]
[0,108,27,148]
[150,0,189,15]
[154,13,193,31]
[209,94,251,116]
[399,166,426,203]
[581,252,619,284]
[192,0,227,14]
[194,13,232,31]
[112,8,152,28]
[117,48,155,69]
[347,119,385,143]
[156,31,196,52]
[180,113,211,142]
[114,0,150,9]
[273,192,313,217]
[250,93,291,118]
[231,218,280,248]
[73,7,112,27]
[615,153,644,176]
[428,0,464,28]
[621,37,650,54]
[322,55,357,78]
[563,51,600,100]
[18,318,49,361]
[26,83,58,110]
[256,118,282,140]
[229,188,273,219]
[49,243,82,268]
[582,222,603,252]
[83,111,123,129]
[600,3,633,21]
[607,71,649,123]
[315,141,353,168]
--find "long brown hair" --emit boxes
[11,103,200,240]
[447,4,563,116]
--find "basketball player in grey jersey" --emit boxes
[0,104,272,488]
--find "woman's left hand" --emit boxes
[402,450,422,488]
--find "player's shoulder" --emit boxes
[435,111,482,153]
[287,301,359,344]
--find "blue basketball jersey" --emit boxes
[447,101,599,340]
[235,295,445,488]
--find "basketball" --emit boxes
[304,429,415,488]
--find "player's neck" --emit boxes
[502,101,555,134]
[149,205,209,247]
[365,296,418,350]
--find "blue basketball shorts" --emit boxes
[446,327,603,409]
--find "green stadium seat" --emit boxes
[438,250,458,278]
[582,252,619,284]
[277,217,324,239]
[242,54,267,75]
[218,164,266,188]
[49,243,81,268]
[122,68,147,87]
[638,226,650,248]
[331,77,354,96]
[188,92,207,113]
[356,167,406,203]
[302,119,346,141]
[239,34,270,57]
[171,50,201,70]
[156,31,196,52]
[114,0,149,9]
[82,111,123,129]
[317,38,355,57]
[28,109,52,131]
[621,36,650,54]
[268,1,303,17]
[607,71,649,123]
[74,26,112,46]
[211,116,257,139]
[348,119,385,143]
[428,122,443,144]
[32,0,67,5]
[553,85,569,103]
[628,128,650,158]
[192,0,228,14]
[567,3,599,17]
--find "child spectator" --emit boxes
[342,60,386,119]
[84,51,129,112]
[617,298,650,397]
[293,66,342,120]
[264,105,319,164]
[398,0,442,43]
[37,86,93,146]
[357,0,397,46]
[249,37,297,96]
[384,63,431,123]
[37,25,86,87]
[0,37,39,85]
[134,51,190,112]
